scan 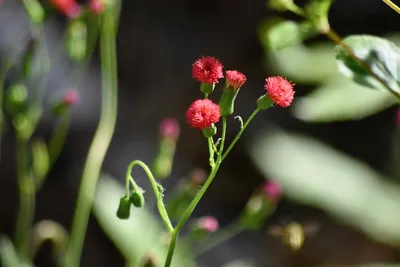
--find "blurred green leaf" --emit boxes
[93,173,196,267]
[267,43,336,84]
[292,73,397,122]
[250,128,400,246]
[261,20,318,51]
[336,35,400,95]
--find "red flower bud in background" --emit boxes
[63,89,79,105]
[264,76,295,108]
[192,56,224,84]
[190,168,207,185]
[89,0,106,14]
[159,118,180,142]
[196,216,219,233]
[262,180,281,202]
[186,99,221,130]
[152,118,180,180]
[48,0,81,18]
[226,70,247,90]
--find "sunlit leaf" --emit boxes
[250,128,400,245]
[267,43,336,84]
[335,35,400,96]
[93,173,196,267]
[261,20,318,51]
[292,74,397,122]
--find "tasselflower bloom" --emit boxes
[226,70,247,90]
[49,0,81,18]
[186,99,221,129]
[192,56,224,84]
[264,76,295,108]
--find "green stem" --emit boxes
[221,109,259,161]
[14,138,36,261]
[125,160,174,233]
[63,8,119,267]
[382,0,400,15]
[195,222,243,256]
[164,118,228,267]
[208,137,215,167]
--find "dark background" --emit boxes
[1,0,400,266]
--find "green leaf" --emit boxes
[335,35,400,96]
[260,20,318,51]
[93,173,196,267]
[267,43,337,84]
[250,128,400,246]
[292,73,398,122]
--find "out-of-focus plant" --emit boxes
[250,0,400,265]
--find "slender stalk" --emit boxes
[164,118,228,267]
[195,222,243,256]
[382,0,400,15]
[125,160,174,233]
[14,138,35,260]
[63,8,119,267]
[222,108,259,161]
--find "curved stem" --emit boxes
[382,0,400,15]
[63,8,119,267]
[222,108,259,161]
[125,160,174,233]
[164,117,228,267]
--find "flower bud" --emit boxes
[152,118,180,179]
[202,124,217,138]
[200,83,215,95]
[256,94,274,110]
[6,83,28,114]
[190,216,219,240]
[89,0,106,14]
[51,89,79,116]
[116,195,131,219]
[239,181,281,230]
[66,19,87,62]
[130,190,145,208]
[219,70,246,116]
[22,0,44,24]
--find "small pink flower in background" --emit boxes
[262,180,281,201]
[264,76,295,108]
[63,89,79,105]
[190,168,207,184]
[159,118,180,140]
[197,216,219,233]
[192,56,224,84]
[89,0,106,14]
[186,99,221,129]
[226,70,247,90]
[48,0,81,18]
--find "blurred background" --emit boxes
[2,0,400,266]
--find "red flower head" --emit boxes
[159,118,180,140]
[196,216,219,233]
[186,99,221,129]
[192,56,224,84]
[264,76,295,108]
[63,89,79,105]
[226,70,247,90]
[49,0,81,18]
